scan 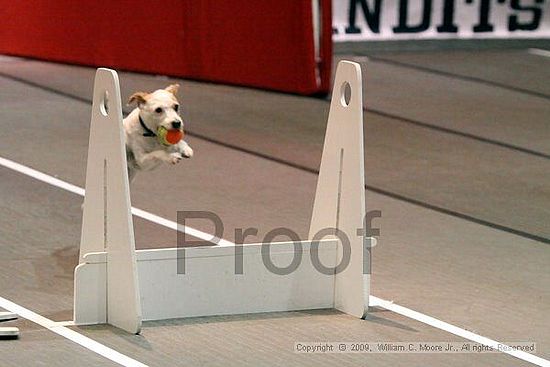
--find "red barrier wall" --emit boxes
[0,1,331,95]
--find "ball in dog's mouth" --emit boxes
[157,126,184,145]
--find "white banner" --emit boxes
[333,0,550,41]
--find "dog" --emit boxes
[124,84,193,182]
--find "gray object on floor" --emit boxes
[0,312,17,322]
[0,311,19,338]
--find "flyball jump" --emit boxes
[74,61,372,334]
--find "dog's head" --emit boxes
[128,84,183,132]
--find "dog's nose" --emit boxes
[172,121,181,129]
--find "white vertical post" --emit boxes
[77,68,142,334]
[309,61,368,318]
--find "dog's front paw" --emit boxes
[181,145,194,158]
[169,153,183,165]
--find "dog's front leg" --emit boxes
[135,150,181,170]
[176,140,194,158]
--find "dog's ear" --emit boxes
[128,92,148,107]
[165,84,180,96]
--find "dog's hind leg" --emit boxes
[127,166,137,183]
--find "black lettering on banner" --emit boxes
[509,0,545,31]
[437,0,459,32]
[393,0,433,33]
[346,0,383,34]
[466,0,505,33]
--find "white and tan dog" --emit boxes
[124,84,193,182]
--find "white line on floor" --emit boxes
[0,156,233,246]
[0,296,148,367]
[1,156,549,367]
[370,296,549,367]
[528,48,550,58]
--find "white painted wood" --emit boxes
[74,240,337,321]
[74,253,107,325]
[309,61,369,318]
[75,62,369,332]
[77,68,142,334]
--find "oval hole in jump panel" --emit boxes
[100,90,109,116]
[340,82,351,107]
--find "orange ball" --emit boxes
[158,126,184,145]
[165,129,183,145]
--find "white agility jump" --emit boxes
[73,61,373,334]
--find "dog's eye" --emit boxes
[155,107,163,114]
[174,104,179,112]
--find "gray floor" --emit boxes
[0,48,548,366]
